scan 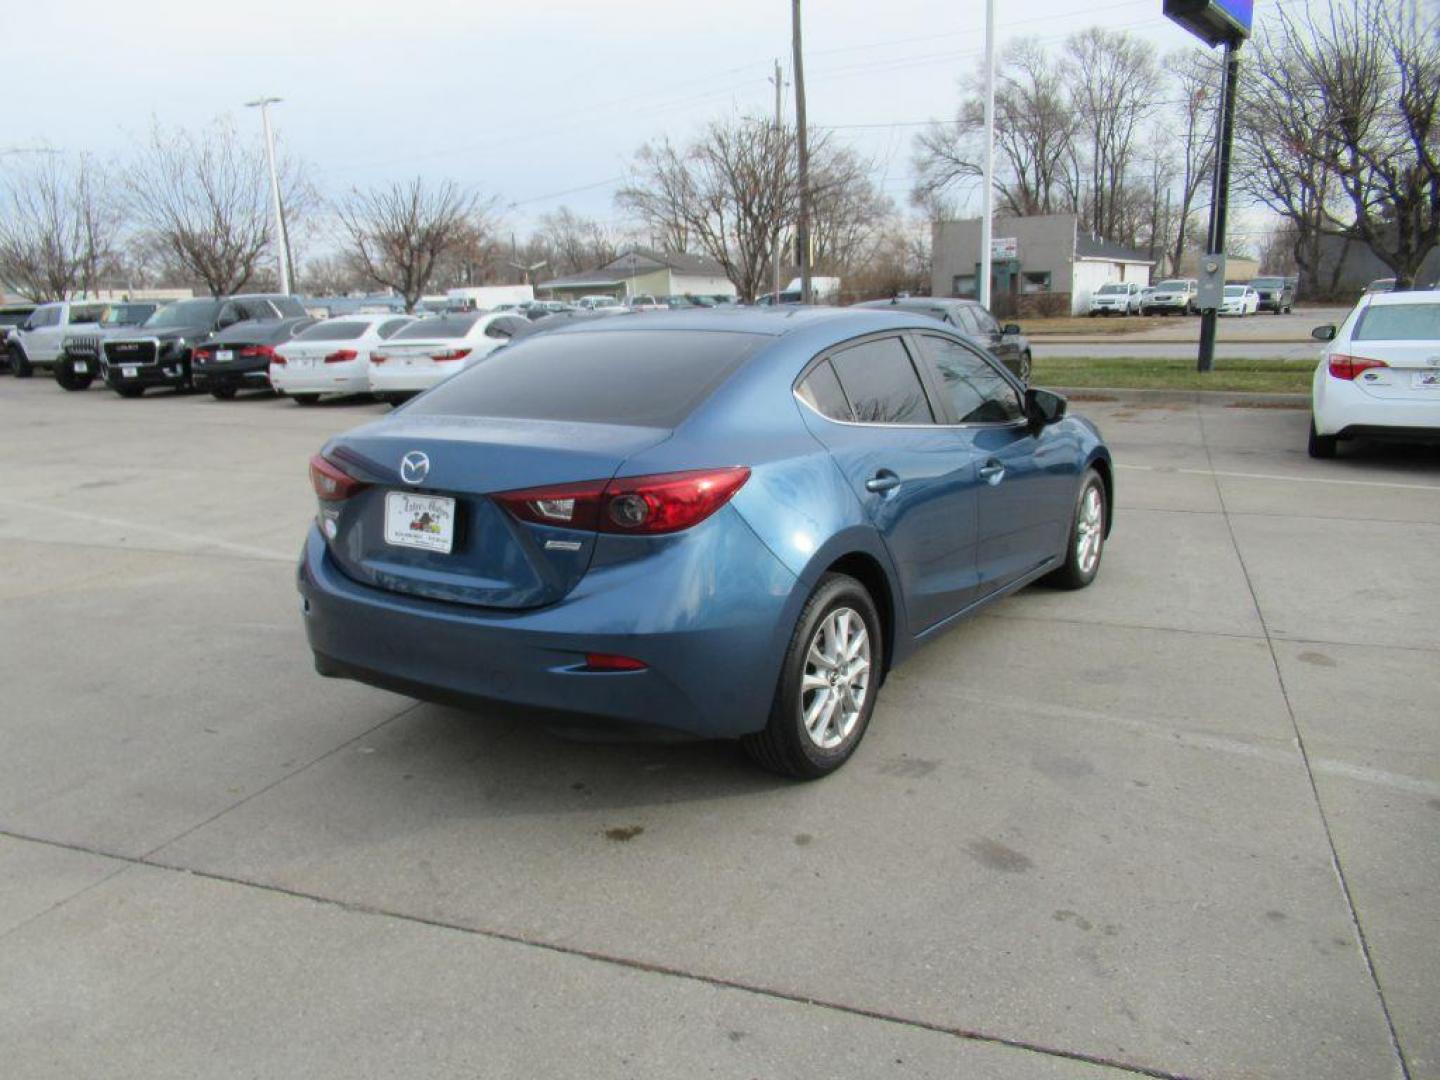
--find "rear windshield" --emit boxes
[1251,278,1285,288]
[1352,303,1440,342]
[392,314,479,340]
[295,320,368,341]
[405,329,765,427]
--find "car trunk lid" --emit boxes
[1344,342,1440,400]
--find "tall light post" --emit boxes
[978,0,996,310]
[244,96,290,295]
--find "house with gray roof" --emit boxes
[538,248,737,302]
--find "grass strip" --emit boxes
[1031,356,1313,393]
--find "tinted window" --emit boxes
[69,305,106,324]
[295,321,368,341]
[272,296,308,317]
[950,306,979,334]
[33,307,62,328]
[145,299,223,329]
[378,319,411,338]
[918,335,1024,424]
[829,336,934,424]
[406,330,764,427]
[971,308,1000,335]
[796,360,852,421]
[393,315,480,340]
[1353,302,1440,341]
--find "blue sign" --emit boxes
[1164,0,1253,46]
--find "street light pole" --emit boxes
[1196,41,1240,373]
[979,0,995,310]
[245,96,290,295]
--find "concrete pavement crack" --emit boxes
[1196,408,1413,1080]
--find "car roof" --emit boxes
[536,305,975,340]
[1363,289,1440,306]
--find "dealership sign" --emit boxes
[1163,0,1252,47]
[991,237,1017,260]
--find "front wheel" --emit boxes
[1045,469,1107,590]
[9,347,33,378]
[742,573,882,779]
[209,386,237,400]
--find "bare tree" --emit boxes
[0,153,119,300]
[618,116,797,302]
[1164,50,1220,277]
[124,118,309,298]
[1240,0,1440,291]
[334,178,492,311]
[538,207,619,275]
[1066,28,1161,242]
[913,38,1079,218]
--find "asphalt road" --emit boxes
[1,377,1437,1080]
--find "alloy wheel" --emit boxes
[800,606,871,750]
[1076,484,1104,574]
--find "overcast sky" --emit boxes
[11,0,1228,238]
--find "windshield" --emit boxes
[1224,286,1245,296]
[294,320,368,342]
[1352,302,1440,342]
[1097,285,1125,295]
[1156,280,1187,291]
[144,299,222,329]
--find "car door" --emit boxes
[911,332,1075,597]
[795,333,985,635]
[27,305,65,362]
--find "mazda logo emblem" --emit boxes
[400,451,430,485]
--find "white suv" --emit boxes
[1140,279,1198,316]
[1088,282,1143,316]
[7,300,108,377]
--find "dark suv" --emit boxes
[851,296,1032,381]
[1249,276,1295,314]
[100,294,308,397]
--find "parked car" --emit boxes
[576,295,624,311]
[1088,282,1144,316]
[1366,278,1396,294]
[625,294,666,312]
[850,296,1032,381]
[1249,276,1295,314]
[299,308,1111,777]
[368,312,531,402]
[98,295,307,398]
[1,303,38,371]
[53,303,161,391]
[6,299,110,377]
[1308,289,1440,458]
[1218,285,1260,317]
[662,294,714,309]
[524,300,575,319]
[1140,279,1198,315]
[271,314,415,404]
[191,316,317,399]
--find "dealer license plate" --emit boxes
[1412,371,1440,389]
[122,365,137,378]
[383,491,455,554]
[73,361,88,374]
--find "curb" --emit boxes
[1051,386,1309,408]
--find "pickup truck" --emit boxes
[6,300,110,377]
[99,294,308,397]
[54,302,159,390]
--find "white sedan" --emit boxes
[1309,289,1440,458]
[1219,285,1259,316]
[271,313,414,404]
[368,312,530,401]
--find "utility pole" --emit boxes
[791,0,812,305]
[978,0,995,310]
[244,96,291,295]
[1196,41,1240,373]
[769,59,786,305]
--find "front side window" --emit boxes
[917,334,1024,424]
[829,336,935,425]
[971,308,1001,336]
[34,306,62,328]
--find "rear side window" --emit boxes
[916,334,1024,424]
[296,321,367,341]
[796,360,852,421]
[405,329,765,427]
[1352,303,1440,341]
[829,336,934,424]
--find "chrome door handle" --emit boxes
[865,472,901,493]
[979,461,1006,485]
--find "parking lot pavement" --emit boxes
[1031,308,1350,361]
[1,380,1436,1079]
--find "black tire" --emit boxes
[742,573,883,780]
[112,384,145,399]
[1016,350,1032,383]
[210,386,237,400]
[292,393,320,406]
[9,346,32,378]
[54,366,94,391]
[1044,469,1107,590]
[1308,417,1337,459]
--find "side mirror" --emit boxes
[1311,324,1336,342]
[1003,322,1021,336]
[1025,387,1067,427]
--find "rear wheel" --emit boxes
[292,393,320,406]
[9,347,32,378]
[1045,469,1107,590]
[742,573,882,780]
[209,386,237,400]
[1308,417,1337,459]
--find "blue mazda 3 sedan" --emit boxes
[299,308,1113,777]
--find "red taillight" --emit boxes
[583,653,647,672]
[494,467,750,535]
[432,348,471,363]
[271,351,286,366]
[239,345,275,360]
[1328,354,1388,380]
[309,454,366,501]
[371,352,388,365]
[324,349,358,364]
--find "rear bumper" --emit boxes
[297,516,803,739]
[1313,371,1440,438]
[273,365,370,395]
[368,365,456,394]
[193,363,271,391]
